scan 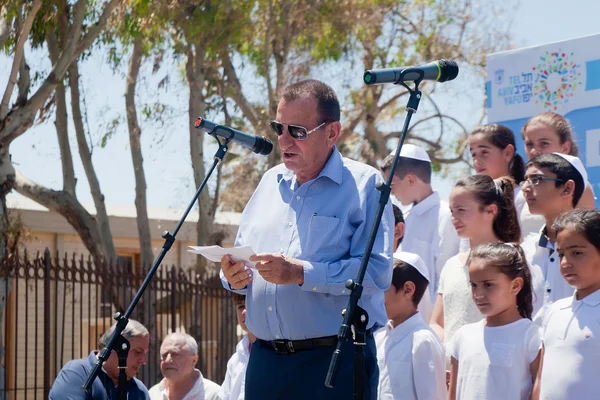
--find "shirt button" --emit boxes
[296,195,301,200]
[342,289,346,294]
[312,287,317,291]
[275,335,280,339]
[288,221,293,227]
[268,306,273,311]
[550,258,555,262]
[279,248,284,254]
[547,288,552,293]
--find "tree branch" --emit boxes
[69,61,116,261]
[125,36,153,266]
[0,0,41,120]
[0,0,117,145]
[13,169,105,265]
[0,5,13,50]
[221,51,259,127]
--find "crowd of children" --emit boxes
[219,111,598,400]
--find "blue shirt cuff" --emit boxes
[301,260,347,295]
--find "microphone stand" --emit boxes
[83,132,232,396]
[325,71,424,399]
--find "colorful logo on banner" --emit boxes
[532,50,582,111]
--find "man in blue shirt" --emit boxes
[220,79,394,399]
[49,319,150,399]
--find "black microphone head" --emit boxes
[438,59,459,82]
[254,136,273,155]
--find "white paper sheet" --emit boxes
[187,245,257,268]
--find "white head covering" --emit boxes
[553,152,588,183]
[393,251,430,282]
[388,143,431,163]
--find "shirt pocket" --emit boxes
[303,215,342,259]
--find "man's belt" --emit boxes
[258,330,373,355]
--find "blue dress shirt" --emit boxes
[221,147,394,341]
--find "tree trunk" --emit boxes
[185,44,214,255]
[125,36,154,268]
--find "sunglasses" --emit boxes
[269,120,329,140]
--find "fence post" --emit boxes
[43,248,51,399]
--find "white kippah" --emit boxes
[388,143,431,163]
[392,251,430,282]
[553,153,588,183]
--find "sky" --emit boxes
[3,0,600,214]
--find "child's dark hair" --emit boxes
[525,153,585,207]
[232,293,246,305]
[522,112,579,156]
[553,209,600,252]
[380,154,432,184]
[454,175,521,243]
[468,243,533,319]
[392,204,404,245]
[470,124,525,183]
[391,259,429,307]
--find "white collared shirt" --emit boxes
[375,313,446,400]
[539,289,600,400]
[149,369,221,400]
[449,319,541,400]
[219,336,251,400]
[522,227,574,323]
[398,192,460,301]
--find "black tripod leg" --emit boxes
[352,305,369,400]
[115,335,130,400]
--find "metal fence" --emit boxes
[0,249,238,400]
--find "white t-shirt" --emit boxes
[539,289,600,400]
[437,253,483,347]
[149,369,221,400]
[449,319,541,400]
[375,313,446,400]
[398,192,460,302]
[219,336,251,400]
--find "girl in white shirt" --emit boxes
[533,210,600,400]
[519,112,596,237]
[448,243,542,400]
[430,175,521,346]
[468,124,527,216]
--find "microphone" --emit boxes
[195,117,273,156]
[363,59,459,85]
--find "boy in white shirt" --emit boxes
[376,252,446,400]
[219,294,256,400]
[533,209,600,399]
[381,144,460,301]
[520,153,586,321]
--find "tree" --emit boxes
[0,0,119,392]
[215,0,515,211]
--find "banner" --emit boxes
[486,33,600,206]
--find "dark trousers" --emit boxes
[245,334,378,400]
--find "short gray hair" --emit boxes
[162,332,198,356]
[98,319,149,349]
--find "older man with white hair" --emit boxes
[149,332,220,400]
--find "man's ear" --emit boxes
[192,354,199,367]
[326,121,342,147]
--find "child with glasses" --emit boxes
[518,112,596,238]
[532,210,600,399]
[520,153,587,323]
